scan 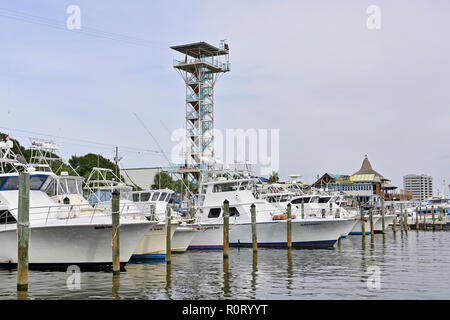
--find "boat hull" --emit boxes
[171,226,198,253]
[349,216,381,235]
[189,218,357,249]
[0,222,152,266]
[131,222,177,259]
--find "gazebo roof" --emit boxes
[353,155,383,178]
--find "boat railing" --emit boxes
[3,202,147,230]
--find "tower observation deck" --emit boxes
[171,41,230,191]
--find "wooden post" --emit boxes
[17,172,30,292]
[336,208,340,219]
[223,200,229,259]
[392,206,396,232]
[369,207,374,236]
[399,203,404,232]
[301,198,305,219]
[302,198,305,219]
[189,206,195,219]
[166,205,172,264]
[329,202,333,219]
[150,204,156,220]
[415,207,419,230]
[439,207,444,230]
[381,198,385,234]
[250,204,257,253]
[404,208,408,232]
[423,206,427,230]
[111,190,120,275]
[360,207,366,237]
[287,203,292,249]
[431,205,435,230]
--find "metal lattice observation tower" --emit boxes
[171,41,230,190]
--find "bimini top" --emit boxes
[170,41,228,58]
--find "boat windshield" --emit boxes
[318,197,331,203]
[151,192,160,201]
[141,192,151,201]
[213,181,253,193]
[0,175,50,191]
[57,178,83,195]
[159,192,168,202]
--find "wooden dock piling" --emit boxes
[17,171,30,292]
[392,206,396,232]
[150,204,156,220]
[369,208,374,236]
[223,200,230,259]
[431,205,435,230]
[399,203,404,232]
[301,198,305,219]
[381,198,385,234]
[166,205,172,264]
[423,206,427,230]
[250,204,257,253]
[404,208,409,232]
[111,189,120,275]
[287,203,292,249]
[415,207,419,230]
[360,207,366,237]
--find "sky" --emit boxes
[0,0,448,195]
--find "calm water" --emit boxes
[1,230,450,300]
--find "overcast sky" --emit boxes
[0,0,448,194]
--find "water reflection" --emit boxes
[222,257,230,298]
[286,249,293,293]
[17,289,28,300]
[2,233,450,300]
[112,274,120,300]
[251,252,258,298]
[165,264,172,300]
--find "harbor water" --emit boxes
[1,230,449,300]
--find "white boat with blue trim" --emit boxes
[189,178,357,249]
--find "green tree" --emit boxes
[268,171,279,183]
[69,153,119,180]
[173,178,195,194]
[151,171,174,190]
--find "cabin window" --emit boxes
[160,192,168,201]
[0,175,48,191]
[0,210,16,224]
[229,207,240,217]
[132,194,140,202]
[2,177,19,190]
[151,192,160,201]
[141,193,151,202]
[67,180,79,194]
[44,180,56,197]
[291,197,310,204]
[208,208,221,218]
[318,197,331,203]
[213,183,237,193]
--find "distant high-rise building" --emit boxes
[403,174,433,201]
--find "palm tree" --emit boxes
[151,171,174,189]
[268,171,279,183]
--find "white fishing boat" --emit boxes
[0,173,154,268]
[189,178,357,249]
[132,189,196,254]
[85,168,179,260]
[287,192,358,237]
[0,139,156,268]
